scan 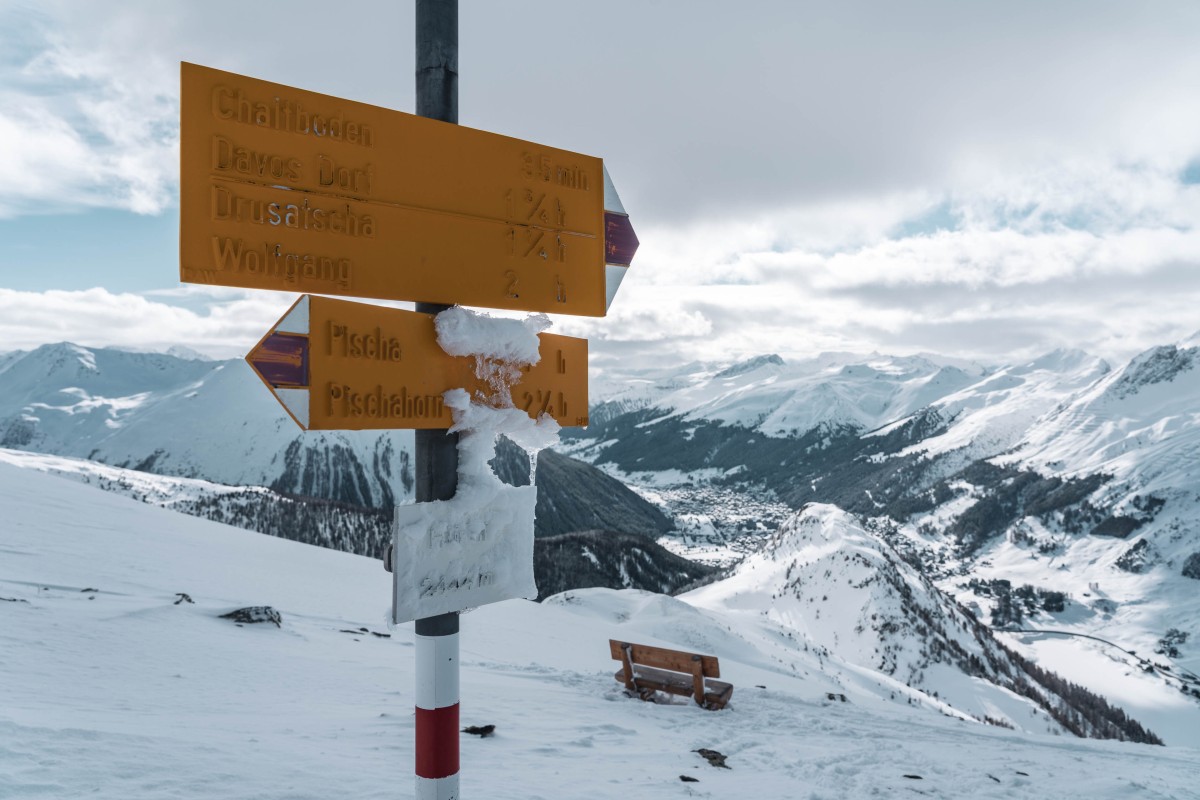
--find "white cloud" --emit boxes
[2,2,1200,373]
[0,287,296,358]
[948,158,1200,233]
[556,302,712,343]
[0,9,177,217]
[555,156,1200,369]
[813,226,1200,290]
[5,1,1199,228]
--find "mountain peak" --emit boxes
[1108,343,1196,399]
[28,342,99,374]
[766,502,862,554]
[714,354,784,379]
[164,345,213,361]
[1023,347,1107,375]
[688,503,1164,741]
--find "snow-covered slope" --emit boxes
[1007,341,1200,489]
[950,521,1200,748]
[7,337,1199,760]
[919,338,1200,745]
[687,505,1172,742]
[0,344,674,542]
[883,348,1111,463]
[0,348,27,375]
[0,447,396,558]
[3,464,1195,799]
[0,446,279,507]
[587,359,711,426]
[595,352,987,438]
[569,336,1200,753]
[0,342,413,508]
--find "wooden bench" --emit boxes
[609,639,733,710]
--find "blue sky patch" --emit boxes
[0,208,179,292]
[894,201,958,239]
[1181,161,1200,186]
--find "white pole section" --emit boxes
[415,616,460,799]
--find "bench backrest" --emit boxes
[609,639,720,678]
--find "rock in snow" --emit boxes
[219,606,282,627]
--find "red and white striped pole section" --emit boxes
[415,612,460,799]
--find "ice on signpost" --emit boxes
[391,308,561,624]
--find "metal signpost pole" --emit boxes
[414,2,460,799]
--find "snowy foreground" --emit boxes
[2,464,1196,800]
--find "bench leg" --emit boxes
[691,656,706,707]
[704,684,733,710]
[620,643,639,695]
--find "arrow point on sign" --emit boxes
[247,332,310,389]
[603,165,639,312]
[603,164,638,266]
[275,295,310,334]
[604,264,628,311]
[603,213,637,312]
[603,165,626,216]
[246,296,312,428]
[604,212,639,267]
[274,388,311,429]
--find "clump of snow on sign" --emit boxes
[435,306,552,407]
[434,305,561,463]
[391,307,559,624]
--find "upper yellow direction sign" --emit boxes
[180,62,629,316]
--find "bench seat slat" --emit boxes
[611,667,733,708]
[608,640,720,678]
[612,666,732,696]
[626,665,693,693]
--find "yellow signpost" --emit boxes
[181,62,635,317]
[186,9,629,792]
[246,294,588,431]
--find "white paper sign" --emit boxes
[391,484,538,624]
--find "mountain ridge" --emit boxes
[564,334,1200,743]
[4,336,1198,742]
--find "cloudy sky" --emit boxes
[2,0,1199,372]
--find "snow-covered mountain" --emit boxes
[881,347,1112,464]
[584,351,990,439]
[0,343,668,542]
[688,505,1165,742]
[0,342,411,508]
[0,447,695,601]
[564,334,1200,745]
[5,336,1199,748]
[0,446,397,558]
[5,462,1195,800]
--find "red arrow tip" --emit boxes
[248,333,309,388]
[605,212,639,267]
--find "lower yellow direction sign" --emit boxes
[246,295,588,430]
